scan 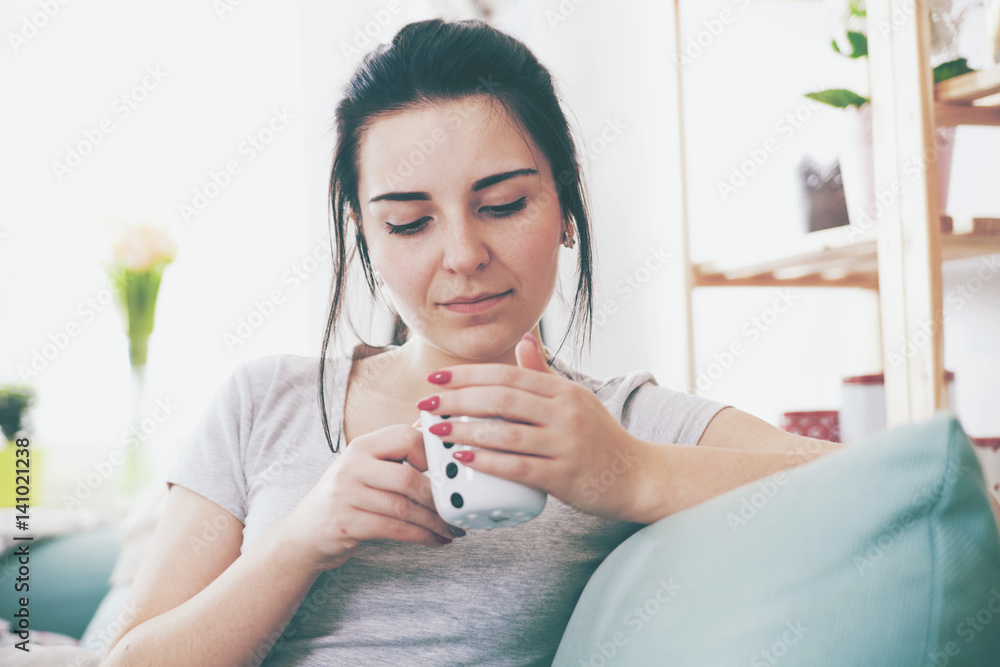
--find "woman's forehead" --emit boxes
[357,97,544,200]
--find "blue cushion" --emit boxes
[553,413,1000,666]
[0,527,120,639]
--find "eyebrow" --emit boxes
[368,168,539,204]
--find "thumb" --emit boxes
[515,331,552,374]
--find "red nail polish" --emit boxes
[436,534,453,544]
[429,421,451,436]
[416,396,439,411]
[453,450,474,462]
[428,370,451,385]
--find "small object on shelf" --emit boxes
[780,411,840,443]
[840,371,956,445]
[798,157,850,233]
[971,437,1000,500]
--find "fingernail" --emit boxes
[436,534,453,544]
[447,525,467,537]
[453,450,474,462]
[429,421,451,436]
[428,370,451,385]
[416,395,439,411]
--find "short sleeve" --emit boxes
[622,374,730,447]
[165,363,253,523]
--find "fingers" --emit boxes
[432,418,551,457]
[356,453,437,512]
[363,424,430,472]
[349,485,456,545]
[422,385,553,426]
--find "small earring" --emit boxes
[562,231,575,249]
[374,270,384,287]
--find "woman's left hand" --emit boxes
[414,331,648,523]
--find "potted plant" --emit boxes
[0,385,37,507]
[805,0,975,227]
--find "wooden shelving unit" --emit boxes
[665,0,1000,428]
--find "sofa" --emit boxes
[3,412,1000,666]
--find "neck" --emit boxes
[386,327,547,397]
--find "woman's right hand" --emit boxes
[280,423,461,572]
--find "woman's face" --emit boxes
[354,96,567,361]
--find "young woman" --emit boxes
[101,18,844,666]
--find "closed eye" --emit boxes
[385,197,529,236]
[482,196,528,218]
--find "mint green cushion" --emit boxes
[553,413,1000,666]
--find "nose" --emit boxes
[440,216,490,275]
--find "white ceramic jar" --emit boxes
[840,371,956,445]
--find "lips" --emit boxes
[442,290,510,305]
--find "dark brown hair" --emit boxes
[319,18,595,454]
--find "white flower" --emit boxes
[107,218,177,272]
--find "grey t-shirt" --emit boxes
[165,344,729,666]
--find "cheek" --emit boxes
[382,248,434,293]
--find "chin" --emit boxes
[427,327,526,361]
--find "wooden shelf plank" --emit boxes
[934,64,1000,127]
[693,219,1000,289]
[935,102,1000,127]
[935,64,1000,104]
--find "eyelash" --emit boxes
[385,197,529,236]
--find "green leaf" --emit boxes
[933,58,975,83]
[833,31,868,59]
[805,89,870,109]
